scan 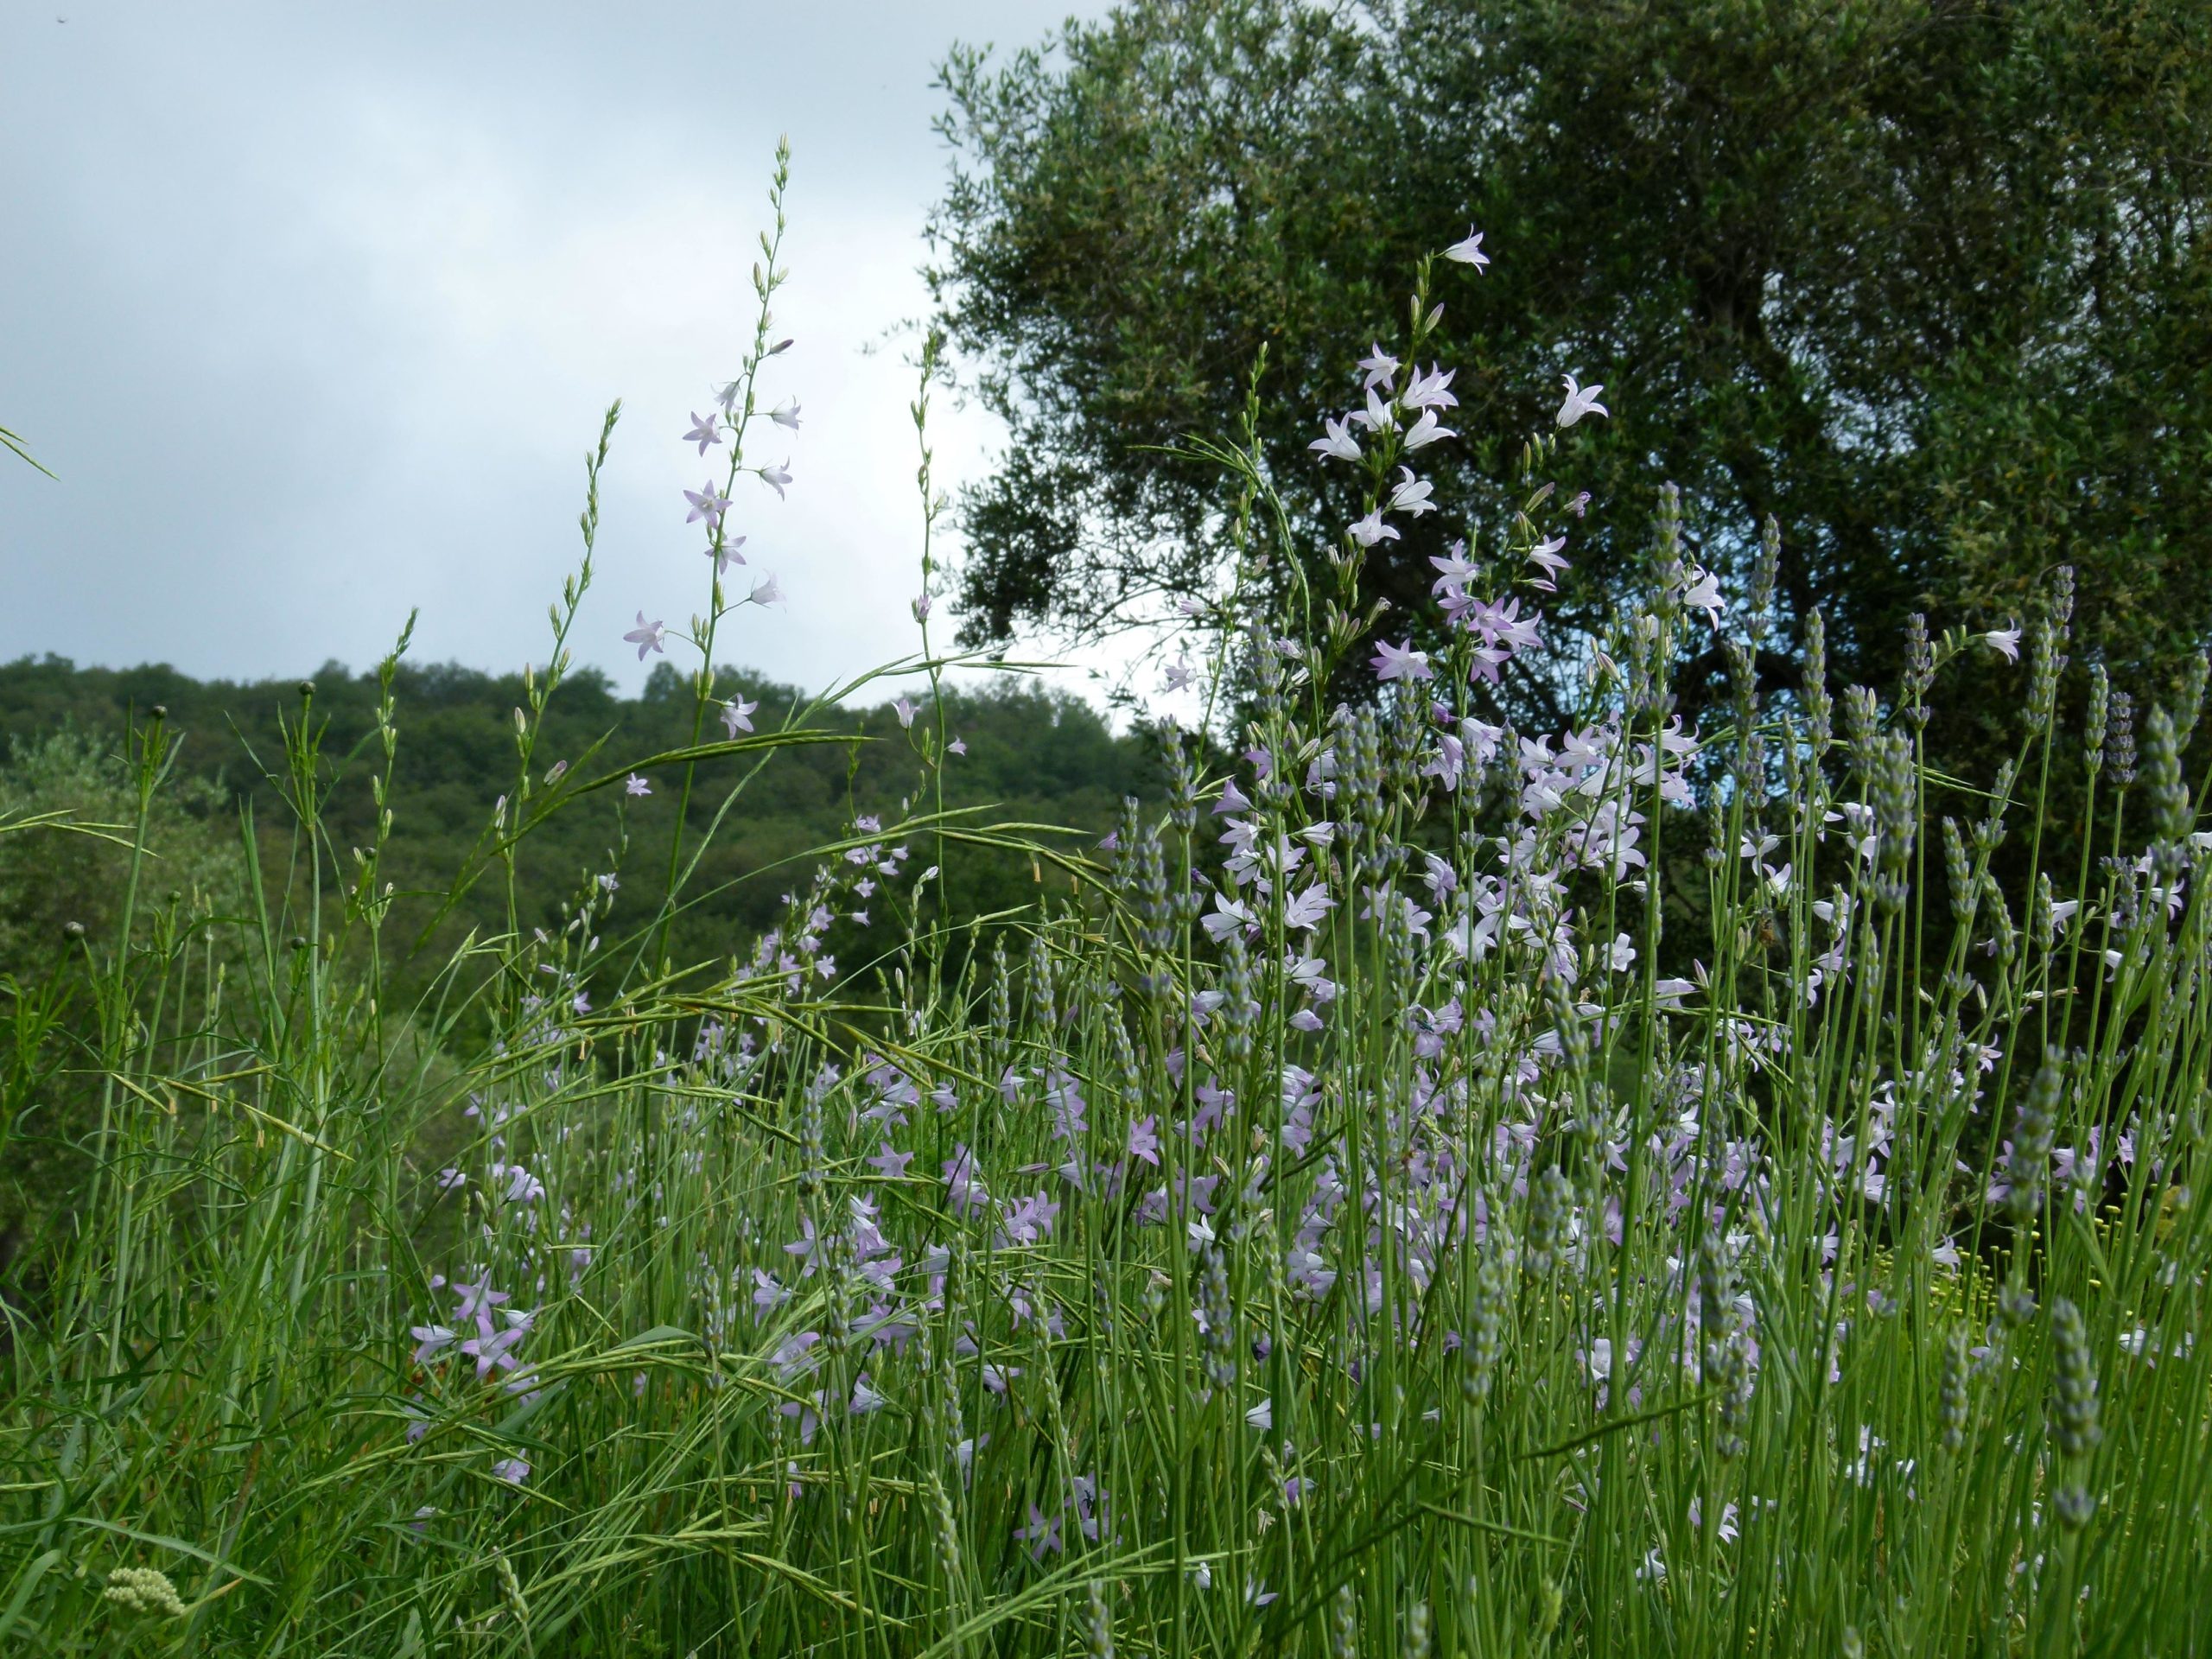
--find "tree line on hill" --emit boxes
[0,652,1155,1255]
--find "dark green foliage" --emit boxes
[0,732,249,1264]
[0,655,1152,1250]
[928,0,2212,721]
[0,654,1146,982]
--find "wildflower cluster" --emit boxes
[10,180,2211,1657]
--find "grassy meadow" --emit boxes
[3,157,2209,1656]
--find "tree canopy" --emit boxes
[927,0,2212,726]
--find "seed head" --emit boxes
[2049,1296,2101,1458]
[2176,650,2209,754]
[2004,1062,2062,1223]
[2108,691,2137,785]
[1942,818,1975,925]
[2084,662,2110,774]
[2053,1484,2097,1531]
[1902,613,1934,728]
[1461,1214,1515,1402]
[1086,1580,1114,1657]
[1408,1599,1433,1659]
[1939,1330,1972,1451]
[1802,611,1834,749]
[2142,704,2192,855]
[1524,1166,1573,1279]
[1331,1582,1359,1659]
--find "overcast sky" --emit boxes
[0,1,1132,709]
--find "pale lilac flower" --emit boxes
[435,1167,466,1192]
[1689,1495,1743,1548]
[715,379,742,411]
[705,532,747,576]
[721,696,758,738]
[783,1216,823,1277]
[868,1142,913,1179]
[1351,384,1398,434]
[1348,512,1401,548]
[1430,543,1478,594]
[683,411,721,454]
[1128,1115,1160,1166]
[1529,535,1570,587]
[1001,1190,1062,1246]
[1680,567,1725,630]
[460,1317,529,1382]
[626,773,651,797]
[1370,639,1433,682]
[749,575,784,607]
[1402,407,1456,449]
[491,1457,530,1485]
[1983,625,2021,662]
[1202,892,1254,942]
[1014,1503,1062,1559]
[942,1144,988,1217]
[1308,414,1363,463]
[1443,226,1490,269]
[1357,342,1400,391]
[410,1324,456,1363]
[1282,884,1336,931]
[894,696,917,729]
[494,1161,545,1203]
[1464,594,1544,652]
[624,612,667,660]
[1163,658,1197,693]
[771,397,803,430]
[452,1274,508,1324]
[760,461,792,499]
[1557,374,1609,428]
[947,737,967,756]
[1400,363,1457,412]
[1423,731,1465,791]
[752,1268,791,1316]
[684,481,731,528]
[1387,467,1436,516]
[912,593,932,622]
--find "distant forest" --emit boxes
[0,652,1156,1007]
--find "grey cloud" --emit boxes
[1,1,1107,697]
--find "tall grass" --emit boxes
[3,152,2210,1657]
